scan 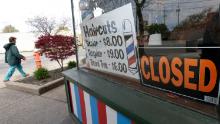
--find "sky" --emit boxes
[0,0,219,52]
[0,0,83,33]
[0,0,102,53]
[1,0,218,33]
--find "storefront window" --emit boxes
[91,0,220,47]
[76,0,220,119]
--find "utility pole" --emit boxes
[163,7,165,24]
[176,0,180,25]
[70,0,79,70]
[163,5,166,24]
[156,0,165,24]
[219,4,220,16]
[156,0,160,24]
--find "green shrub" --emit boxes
[68,61,76,69]
[145,24,170,40]
[34,68,49,80]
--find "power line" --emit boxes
[145,0,219,8]
[143,5,216,11]
[149,0,218,5]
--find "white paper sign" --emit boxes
[81,3,139,79]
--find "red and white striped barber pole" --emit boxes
[67,81,135,124]
[123,19,138,75]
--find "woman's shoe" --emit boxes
[3,80,9,82]
[24,74,30,77]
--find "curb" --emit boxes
[5,77,64,95]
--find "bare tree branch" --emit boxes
[26,16,56,35]
[54,18,70,35]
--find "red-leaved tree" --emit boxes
[35,35,76,71]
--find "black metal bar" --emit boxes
[71,0,79,70]
[64,79,72,113]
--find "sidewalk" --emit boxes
[0,83,5,89]
[0,47,85,123]
[0,47,86,82]
[0,84,76,124]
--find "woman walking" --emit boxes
[3,37,28,82]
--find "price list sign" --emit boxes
[81,4,139,79]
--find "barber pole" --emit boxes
[68,81,135,124]
[123,19,138,74]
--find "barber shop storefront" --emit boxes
[63,0,220,123]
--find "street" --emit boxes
[0,49,85,124]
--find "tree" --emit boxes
[2,25,19,33]
[35,35,76,70]
[173,8,211,31]
[54,19,70,34]
[134,0,152,36]
[146,24,170,40]
[26,16,70,35]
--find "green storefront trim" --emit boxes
[63,68,219,124]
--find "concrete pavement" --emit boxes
[0,47,85,123]
[0,85,76,124]
[0,83,5,89]
[0,57,77,123]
